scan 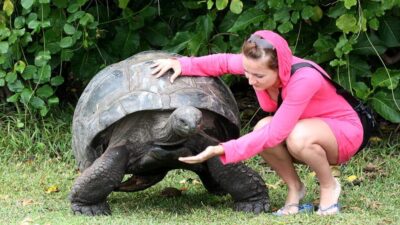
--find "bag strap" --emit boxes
[277,62,360,107]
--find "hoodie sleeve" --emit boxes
[178,54,244,76]
[220,69,323,164]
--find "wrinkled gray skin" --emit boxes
[69,51,269,216]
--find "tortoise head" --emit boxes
[170,106,202,137]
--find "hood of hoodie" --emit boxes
[253,30,293,88]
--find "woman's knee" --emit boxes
[286,120,332,158]
[286,122,312,155]
[253,116,273,131]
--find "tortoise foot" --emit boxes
[234,199,270,214]
[71,201,111,216]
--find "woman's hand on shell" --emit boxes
[151,58,182,83]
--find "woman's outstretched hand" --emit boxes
[151,58,182,83]
[178,145,225,164]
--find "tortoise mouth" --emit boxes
[174,124,201,137]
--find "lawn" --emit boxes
[0,110,399,225]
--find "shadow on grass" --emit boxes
[108,189,233,216]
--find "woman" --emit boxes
[151,30,363,216]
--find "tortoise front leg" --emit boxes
[69,145,129,216]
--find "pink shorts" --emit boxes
[322,116,363,164]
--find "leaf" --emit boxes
[21,0,34,9]
[336,14,357,33]
[313,34,336,53]
[59,36,74,48]
[36,84,54,98]
[28,20,40,31]
[216,0,228,10]
[41,20,51,28]
[0,78,4,86]
[368,18,379,31]
[0,41,9,54]
[143,23,170,47]
[50,76,64,86]
[30,96,45,109]
[20,88,33,104]
[207,0,214,10]
[45,185,59,194]
[353,81,370,100]
[79,13,94,26]
[22,199,34,206]
[111,26,140,58]
[3,0,14,16]
[353,32,387,56]
[371,68,400,90]
[118,0,130,9]
[379,16,400,47]
[228,8,267,32]
[277,21,293,34]
[67,3,80,13]
[22,65,37,80]
[67,11,85,23]
[34,65,51,84]
[63,23,76,35]
[0,26,11,39]
[344,0,357,9]
[268,0,285,9]
[7,93,19,102]
[53,0,68,8]
[301,6,314,20]
[14,60,26,74]
[230,0,243,14]
[327,3,347,18]
[14,16,25,29]
[38,0,50,3]
[34,50,51,67]
[195,14,214,40]
[163,31,192,53]
[346,175,357,182]
[274,9,290,23]
[371,91,400,123]
[7,79,24,92]
[5,72,17,83]
[61,49,74,61]
[40,106,49,116]
[48,96,59,105]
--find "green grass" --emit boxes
[1,110,399,225]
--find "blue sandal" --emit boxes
[273,203,314,216]
[317,203,340,215]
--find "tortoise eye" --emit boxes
[179,118,187,125]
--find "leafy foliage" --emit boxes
[0,0,399,122]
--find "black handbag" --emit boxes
[278,62,377,152]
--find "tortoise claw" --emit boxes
[234,199,270,214]
[71,201,111,216]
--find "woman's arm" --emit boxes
[220,71,323,164]
[178,53,244,76]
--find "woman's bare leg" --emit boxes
[286,119,340,215]
[254,117,305,214]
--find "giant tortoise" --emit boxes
[69,51,269,216]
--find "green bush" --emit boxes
[0,0,399,122]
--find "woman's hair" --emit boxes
[242,39,278,71]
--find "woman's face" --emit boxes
[242,56,279,91]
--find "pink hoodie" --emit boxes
[178,30,363,164]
